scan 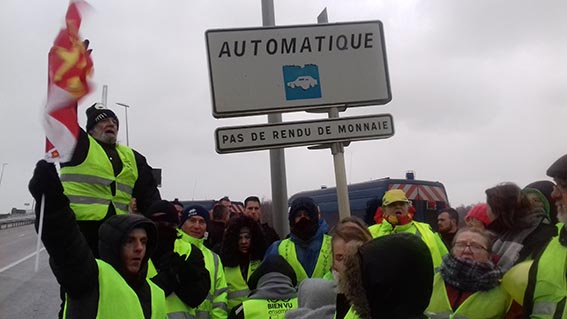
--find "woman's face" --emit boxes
[238,227,251,254]
[332,237,348,274]
[452,231,490,263]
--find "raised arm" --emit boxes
[29,160,98,298]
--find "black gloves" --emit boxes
[28,160,69,213]
[151,224,178,265]
[176,245,207,283]
[172,245,211,308]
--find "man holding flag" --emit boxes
[43,0,161,258]
[38,1,166,318]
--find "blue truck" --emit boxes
[288,172,450,229]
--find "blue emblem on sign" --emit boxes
[282,64,322,101]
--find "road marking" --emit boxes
[0,248,46,273]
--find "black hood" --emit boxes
[342,233,433,319]
[98,214,157,279]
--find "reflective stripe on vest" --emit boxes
[530,236,567,319]
[425,273,511,319]
[277,234,332,282]
[168,312,195,319]
[242,298,298,319]
[225,260,260,312]
[93,259,166,319]
[61,135,137,220]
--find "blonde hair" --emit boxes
[330,216,372,244]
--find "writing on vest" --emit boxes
[242,298,298,319]
[266,299,295,309]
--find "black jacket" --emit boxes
[29,161,209,318]
[32,189,158,318]
[61,129,161,256]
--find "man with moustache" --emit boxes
[60,103,161,257]
[264,197,332,283]
[523,154,567,318]
[368,189,448,268]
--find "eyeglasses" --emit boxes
[453,241,488,254]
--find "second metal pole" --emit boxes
[262,0,289,237]
[319,9,351,220]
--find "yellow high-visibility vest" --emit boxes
[277,235,332,283]
[61,135,137,219]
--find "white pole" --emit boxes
[102,85,108,107]
[34,194,46,272]
[0,163,7,189]
[318,9,351,219]
[116,103,130,146]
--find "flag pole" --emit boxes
[34,194,46,272]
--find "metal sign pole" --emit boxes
[262,0,289,237]
[319,9,351,220]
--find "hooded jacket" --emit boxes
[285,278,336,319]
[341,233,433,319]
[29,160,164,318]
[36,192,162,318]
[228,255,298,319]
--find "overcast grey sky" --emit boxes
[0,0,566,215]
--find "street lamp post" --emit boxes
[0,163,7,189]
[116,103,130,146]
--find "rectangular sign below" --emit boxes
[215,114,394,154]
[206,21,391,118]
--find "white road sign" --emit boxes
[215,114,394,153]
[206,21,391,118]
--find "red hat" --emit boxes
[465,203,490,226]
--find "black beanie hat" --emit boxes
[86,103,119,132]
[147,200,179,225]
[288,197,319,225]
[547,154,567,180]
[179,205,210,227]
[248,254,297,290]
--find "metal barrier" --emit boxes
[0,216,35,230]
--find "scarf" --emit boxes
[439,254,503,292]
[491,209,548,272]
[384,212,414,226]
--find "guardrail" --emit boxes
[0,216,35,230]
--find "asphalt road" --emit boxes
[0,224,60,318]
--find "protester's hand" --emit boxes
[83,39,92,55]
[173,247,210,307]
[176,246,208,284]
[28,160,67,209]
[151,224,178,266]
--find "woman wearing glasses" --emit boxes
[425,228,512,319]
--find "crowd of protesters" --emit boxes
[28,102,567,319]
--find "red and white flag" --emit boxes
[44,0,93,162]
